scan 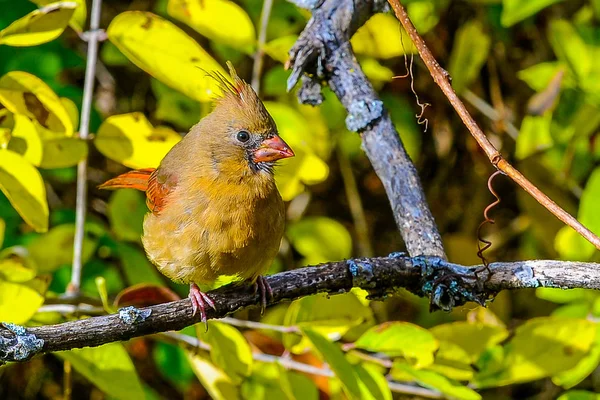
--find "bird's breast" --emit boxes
[142,175,285,285]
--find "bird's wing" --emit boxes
[146,168,177,215]
[99,167,176,215]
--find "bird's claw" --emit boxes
[254,276,273,315]
[189,283,216,331]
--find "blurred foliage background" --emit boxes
[1,0,600,399]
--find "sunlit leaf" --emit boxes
[38,133,87,169]
[475,317,597,388]
[241,362,288,399]
[430,322,509,363]
[351,13,414,59]
[31,0,87,33]
[107,11,226,102]
[355,322,438,367]
[558,391,600,400]
[303,327,389,400]
[0,256,37,283]
[354,363,392,400]
[429,341,475,381]
[448,20,491,93]
[264,35,297,64]
[7,114,43,166]
[555,226,596,260]
[0,279,44,324]
[186,351,240,400]
[95,112,181,169]
[59,97,79,130]
[287,217,352,264]
[0,218,4,248]
[57,343,145,400]
[0,71,73,135]
[27,223,100,272]
[0,149,48,232]
[536,287,595,304]
[392,362,481,400]
[0,1,76,46]
[515,114,553,159]
[501,0,564,27]
[168,0,255,53]
[577,167,600,252]
[360,58,394,87]
[553,328,600,389]
[284,292,372,353]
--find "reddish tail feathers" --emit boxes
[98,168,156,192]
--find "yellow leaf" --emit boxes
[186,352,240,400]
[0,149,48,232]
[264,35,297,63]
[31,0,87,33]
[95,112,181,169]
[168,0,255,53]
[0,218,4,247]
[0,71,73,135]
[60,97,79,129]
[38,133,87,169]
[107,11,226,102]
[351,13,415,59]
[0,280,44,324]
[0,1,76,46]
[7,114,43,166]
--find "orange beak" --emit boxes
[253,135,294,163]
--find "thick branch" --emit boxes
[2,256,600,363]
[286,0,447,259]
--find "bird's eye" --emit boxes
[236,130,250,143]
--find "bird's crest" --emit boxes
[206,61,257,106]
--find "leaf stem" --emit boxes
[251,0,274,93]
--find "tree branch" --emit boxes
[286,0,447,259]
[2,256,600,363]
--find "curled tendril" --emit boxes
[393,31,431,132]
[475,170,504,280]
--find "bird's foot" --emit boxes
[253,275,273,315]
[189,283,216,331]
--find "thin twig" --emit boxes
[70,0,103,296]
[219,317,300,333]
[251,0,274,93]
[386,0,600,251]
[336,145,374,257]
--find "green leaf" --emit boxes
[95,112,181,169]
[558,391,600,400]
[515,114,553,160]
[475,317,597,388]
[287,217,352,264]
[0,71,73,135]
[351,14,413,59]
[117,242,164,286]
[428,340,475,381]
[167,0,256,53]
[577,167,600,250]
[27,223,100,272]
[241,362,287,399]
[57,343,145,400]
[107,11,226,103]
[278,364,319,400]
[107,189,146,243]
[554,225,596,261]
[536,287,595,304]
[38,134,87,169]
[186,351,240,400]
[198,321,253,384]
[353,363,392,400]
[518,62,575,92]
[355,322,438,367]
[0,1,76,46]
[392,362,481,400]
[0,149,48,232]
[151,79,201,130]
[302,327,373,400]
[448,20,491,94]
[548,20,590,82]
[501,0,564,27]
[430,322,509,363]
[153,341,195,387]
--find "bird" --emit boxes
[99,62,294,326]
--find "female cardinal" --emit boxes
[99,63,294,325]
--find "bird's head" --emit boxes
[204,62,294,176]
